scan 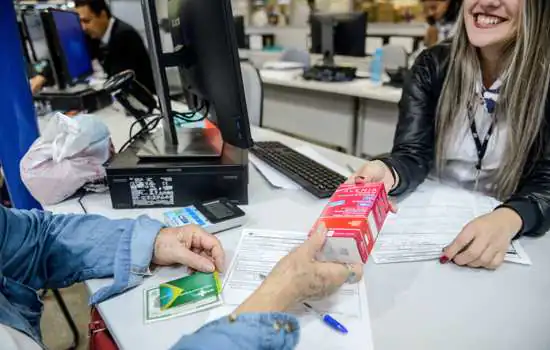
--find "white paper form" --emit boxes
[208,229,374,350]
[372,183,532,265]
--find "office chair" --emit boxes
[381,44,408,71]
[240,61,264,127]
[381,45,409,88]
[388,36,415,54]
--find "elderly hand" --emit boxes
[152,225,225,273]
[441,208,523,269]
[235,224,363,314]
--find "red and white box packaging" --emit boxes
[310,182,390,264]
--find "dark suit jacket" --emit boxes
[88,18,156,93]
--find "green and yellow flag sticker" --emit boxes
[159,272,222,311]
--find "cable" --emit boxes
[172,101,208,124]
[173,112,206,123]
[203,102,210,119]
[173,100,206,117]
[118,115,163,153]
[124,116,162,152]
[128,113,161,140]
[117,101,208,154]
[77,190,88,214]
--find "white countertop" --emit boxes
[246,23,426,38]
[259,69,402,103]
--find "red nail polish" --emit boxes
[439,256,449,264]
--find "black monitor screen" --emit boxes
[234,16,246,49]
[168,0,253,149]
[310,12,367,57]
[334,13,367,57]
[51,10,93,82]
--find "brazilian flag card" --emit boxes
[159,272,222,311]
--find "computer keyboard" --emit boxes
[302,65,357,82]
[250,141,347,198]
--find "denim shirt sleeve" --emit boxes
[0,206,164,303]
[171,313,300,350]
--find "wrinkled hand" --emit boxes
[347,160,397,213]
[268,224,363,301]
[153,225,225,273]
[442,208,523,269]
[235,225,364,314]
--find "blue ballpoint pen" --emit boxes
[258,274,348,335]
[302,302,348,334]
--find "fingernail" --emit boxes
[203,264,215,272]
[439,255,449,264]
[355,176,366,185]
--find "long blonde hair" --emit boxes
[436,0,550,199]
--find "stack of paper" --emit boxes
[371,182,532,265]
[206,229,374,350]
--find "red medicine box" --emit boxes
[310,182,390,264]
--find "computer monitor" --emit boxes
[41,9,93,89]
[18,21,31,65]
[234,15,246,49]
[141,0,252,158]
[310,12,367,66]
[21,11,50,64]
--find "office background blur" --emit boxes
[17,0,430,52]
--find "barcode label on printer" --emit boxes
[129,177,175,206]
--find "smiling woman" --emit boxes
[352,0,550,270]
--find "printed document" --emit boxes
[207,229,374,350]
[372,182,531,265]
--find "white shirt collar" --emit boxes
[475,75,503,96]
[101,17,116,45]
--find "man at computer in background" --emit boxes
[74,0,156,93]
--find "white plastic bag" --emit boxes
[20,112,112,205]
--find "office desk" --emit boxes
[45,105,550,350]
[239,49,373,73]
[259,69,401,157]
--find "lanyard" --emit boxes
[467,105,497,171]
[468,84,500,171]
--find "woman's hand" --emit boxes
[348,160,398,212]
[153,225,225,273]
[441,208,523,269]
[235,224,363,314]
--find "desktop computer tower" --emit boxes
[106,140,249,209]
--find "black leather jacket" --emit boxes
[379,42,550,237]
